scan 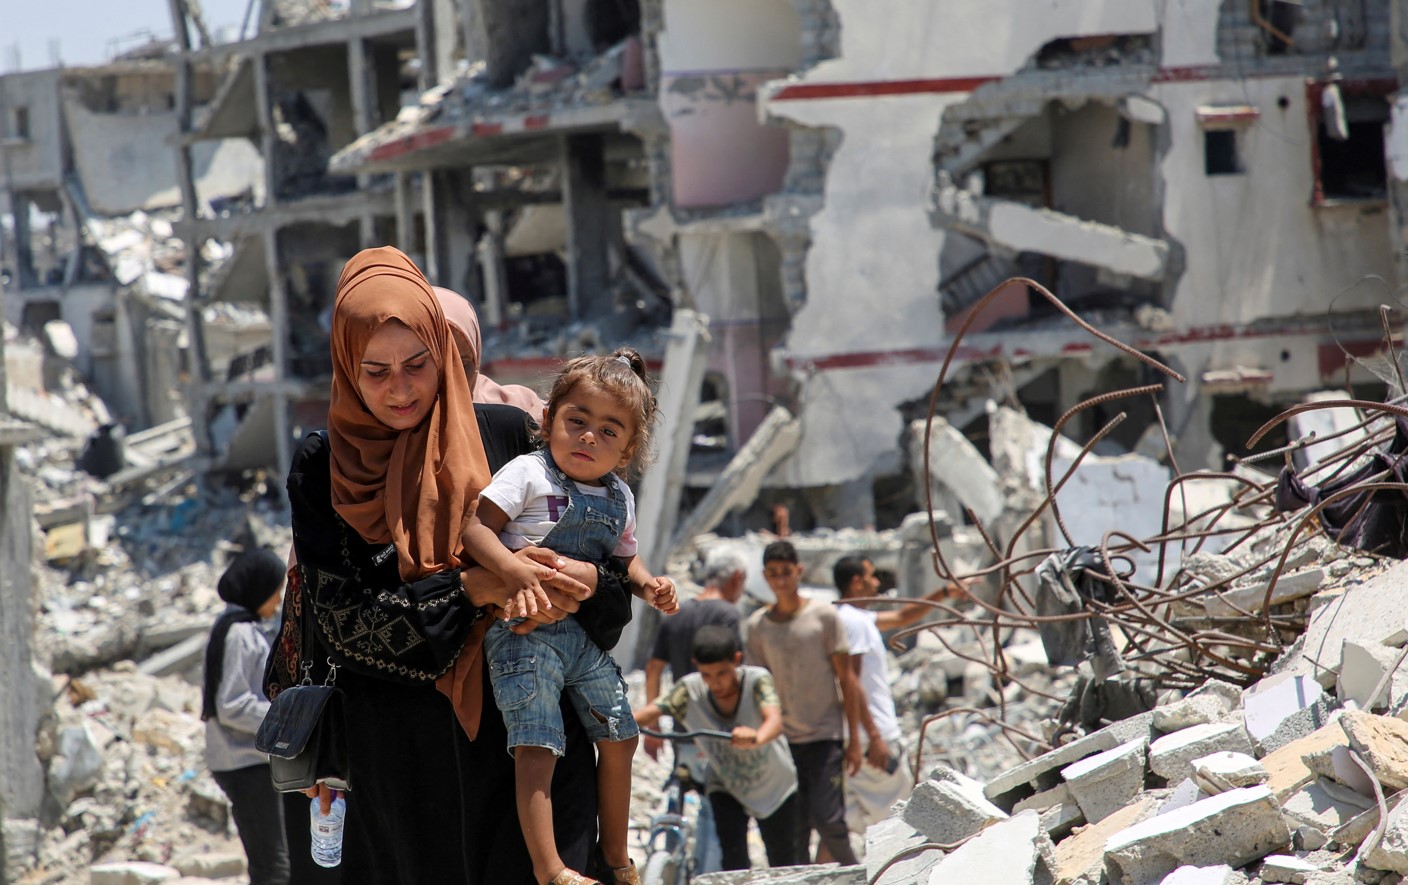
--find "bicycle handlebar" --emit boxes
[639,727,734,741]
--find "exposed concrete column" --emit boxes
[415,0,441,90]
[560,133,611,321]
[261,227,293,477]
[252,51,279,211]
[10,192,37,290]
[461,0,487,67]
[422,170,449,283]
[347,34,379,246]
[166,0,214,455]
[1161,351,1223,472]
[477,209,508,328]
[394,171,413,254]
[0,445,45,828]
[442,169,479,301]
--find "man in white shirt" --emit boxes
[832,555,962,834]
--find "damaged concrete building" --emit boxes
[8,1,1408,540]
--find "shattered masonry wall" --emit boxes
[0,449,45,825]
[763,2,1163,485]
[0,69,64,191]
[656,0,801,207]
[63,99,265,216]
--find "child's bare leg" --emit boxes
[596,735,639,870]
[516,746,565,884]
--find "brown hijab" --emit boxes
[328,247,490,580]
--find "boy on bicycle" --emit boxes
[634,627,801,870]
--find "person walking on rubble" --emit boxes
[642,547,749,873]
[833,554,965,834]
[744,540,864,866]
[635,626,802,871]
[203,548,292,885]
[270,246,636,884]
[461,347,679,885]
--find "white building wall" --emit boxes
[0,69,65,191]
[762,0,1160,487]
[1156,77,1393,329]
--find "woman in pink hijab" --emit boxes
[433,287,546,417]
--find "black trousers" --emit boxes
[788,740,858,865]
[213,763,291,885]
[709,790,801,870]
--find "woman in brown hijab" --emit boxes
[273,247,631,883]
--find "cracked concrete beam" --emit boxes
[933,182,1169,281]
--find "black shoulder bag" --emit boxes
[255,564,351,793]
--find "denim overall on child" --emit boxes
[483,450,640,755]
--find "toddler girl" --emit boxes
[462,347,678,885]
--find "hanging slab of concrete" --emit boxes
[1278,560,1408,685]
[985,712,1157,809]
[1103,786,1291,885]
[902,771,1008,845]
[1061,737,1149,824]
[1340,710,1408,790]
[668,405,800,552]
[907,416,1002,525]
[1148,722,1255,783]
[1051,796,1158,885]
[924,810,1054,885]
[864,818,943,885]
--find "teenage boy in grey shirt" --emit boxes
[744,541,862,866]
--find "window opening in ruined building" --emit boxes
[692,373,730,456]
[1210,394,1287,461]
[1204,130,1241,176]
[1314,91,1388,203]
[1256,0,1298,55]
[11,106,30,140]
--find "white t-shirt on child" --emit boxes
[478,453,638,557]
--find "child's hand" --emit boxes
[503,560,555,619]
[730,726,759,748]
[644,576,678,615]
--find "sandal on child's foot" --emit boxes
[612,862,641,885]
[548,869,601,885]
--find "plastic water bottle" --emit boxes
[309,795,346,868]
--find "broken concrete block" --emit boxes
[1014,782,1074,814]
[1103,786,1291,885]
[168,852,246,878]
[1340,710,1408,790]
[901,771,1007,845]
[1260,723,1349,800]
[863,818,941,885]
[47,723,105,806]
[1149,723,1255,783]
[1160,865,1238,885]
[1202,568,1325,618]
[985,712,1156,809]
[925,810,1054,885]
[1159,779,1209,815]
[1279,779,1373,835]
[1244,675,1326,753]
[1052,796,1157,885]
[1364,801,1408,874]
[1061,738,1148,824]
[1338,640,1406,711]
[1040,802,1086,843]
[1154,696,1230,732]
[1304,744,1377,797]
[1190,752,1268,794]
[693,864,863,884]
[1258,854,1318,884]
[1281,560,1408,684]
[1188,679,1244,709]
[89,862,180,885]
